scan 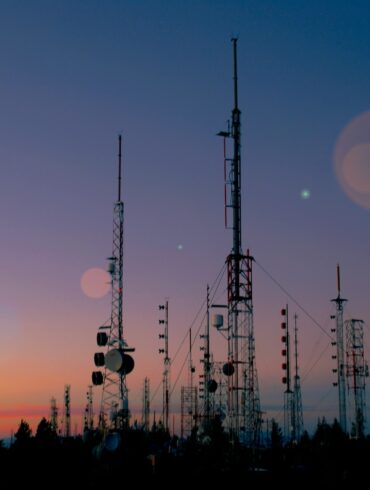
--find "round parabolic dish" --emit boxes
[120,354,135,375]
[105,349,123,372]
[222,362,235,376]
[207,379,218,393]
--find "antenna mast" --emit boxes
[63,384,71,438]
[218,38,261,444]
[346,318,367,438]
[159,300,170,432]
[92,135,135,430]
[142,377,150,432]
[293,314,304,441]
[331,264,347,432]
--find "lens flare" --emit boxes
[80,268,110,299]
[334,110,370,210]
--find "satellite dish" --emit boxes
[105,349,123,372]
[105,432,121,452]
[120,354,135,375]
[212,314,224,329]
[97,332,108,346]
[92,371,104,385]
[222,362,235,376]
[207,379,218,393]
[94,352,105,367]
[105,349,135,375]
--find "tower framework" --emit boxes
[84,385,94,432]
[346,319,367,438]
[281,306,294,442]
[219,39,261,444]
[142,377,150,431]
[331,264,347,433]
[159,301,170,431]
[92,136,135,429]
[181,329,198,438]
[293,314,304,441]
[63,384,71,438]
[50,397,58,434]
[200,285,215,430]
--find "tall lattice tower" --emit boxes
[159,301,170,431]
[142,377,150,431]
[331,264,347,433]
[345,319,367,438]
[50,397,58,434]
[200,285,218,431]
[218,39,261,444]
[181,329,198,438]
[293,314,304,441]
[281,306,294,442]
[63,384,71,438]
[92,135,135,429]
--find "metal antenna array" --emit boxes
[84,385,94,432]
[345,319,367,438]
[63,384,71,438]
[142,377,150,431]
[331,264,347,432]
[281,306,294,442]
[293,314,304,441]
[200,285,216,429]
[281,308,304,443]
[159,300,170,431]
[50,397,58,434]
[92,135,135,430]
[218,39,261,444]
[181,328,198,437]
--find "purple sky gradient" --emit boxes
[0,0,370,437]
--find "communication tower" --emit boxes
[142,377,150,432]
[345,319,367,438]
[92,135,135,429]
[84,385,94,432]
[200,285,218,430]
[50,397,58,434]
[63,384,71,438]
[159,300,170,431]
[281,307,294,442]
[218,39,261,444]
[331,264,347,432]
[181,329,198,438]
[293,314,304,441]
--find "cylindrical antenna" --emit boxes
[118,134,122,201]
[337,264,341,295]
[232,38,238,110]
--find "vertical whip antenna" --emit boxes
[331,263,348,433]
[232,38,239,110]
[337,263,341,296]
[217,38,261,445]
[118,134,122,202]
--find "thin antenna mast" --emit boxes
[331,264,347,433]
[218,38,261,444]
[92,135,135,430]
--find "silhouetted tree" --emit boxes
[36,417,56,442]
[14,419,32,444]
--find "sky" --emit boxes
[1,0,370,438]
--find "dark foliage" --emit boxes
[0,417,370,488]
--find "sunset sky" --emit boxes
[1,0,370,438]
